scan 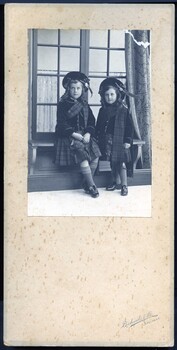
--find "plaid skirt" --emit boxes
[110,148,134,178]
[55,136,101,166]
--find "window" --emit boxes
[88,30,126,117]
[30,29,126,141]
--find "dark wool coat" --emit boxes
[95,106,113,160]
[55,98,101,166]
[96,103,134,176]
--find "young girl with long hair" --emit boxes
[96,77,134,196]
[55,71,101,198]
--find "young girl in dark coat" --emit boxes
[55,71,101,198]
[96,77,134,196]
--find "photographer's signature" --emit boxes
[121,312,159,328]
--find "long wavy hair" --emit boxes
[60,80,88,103]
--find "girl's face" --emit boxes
[69,81,83,100]
[104,87,117,104]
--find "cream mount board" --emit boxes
[4,4,174,346]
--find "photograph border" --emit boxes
[3,2,174,347]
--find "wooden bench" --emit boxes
[132,139,146,170]
[28,140,55,175]
[28,139,145,175]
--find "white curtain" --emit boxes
[37,75,57,132]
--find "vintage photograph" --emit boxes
[5,4,174,347]
[27,29,151,216]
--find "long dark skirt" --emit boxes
[110,147,133,178]
[55,137,101,166]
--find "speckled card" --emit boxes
[4,4,174,346]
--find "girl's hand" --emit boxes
[83,133,91,144]
[72,132,83,142]
[124,143,131,149]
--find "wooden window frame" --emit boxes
[31,29,126,141]
[88,29,126,110]
[32,29,83,141]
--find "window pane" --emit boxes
[89,49,107,76]
[37,29,58,45]
[88,78,103,104]
[60,30,80,46]
[37,76,57,103]
[37,46,58,74]
[109,50,125,75]
[110,30,125,48]
[37,105,57,132]
[90,30,108,47]
[89,105,100,121]
[60,48,80,74]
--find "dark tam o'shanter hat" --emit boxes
[62,71,92,95]
[98,77,135,98]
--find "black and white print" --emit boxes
[28,29,151,216]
